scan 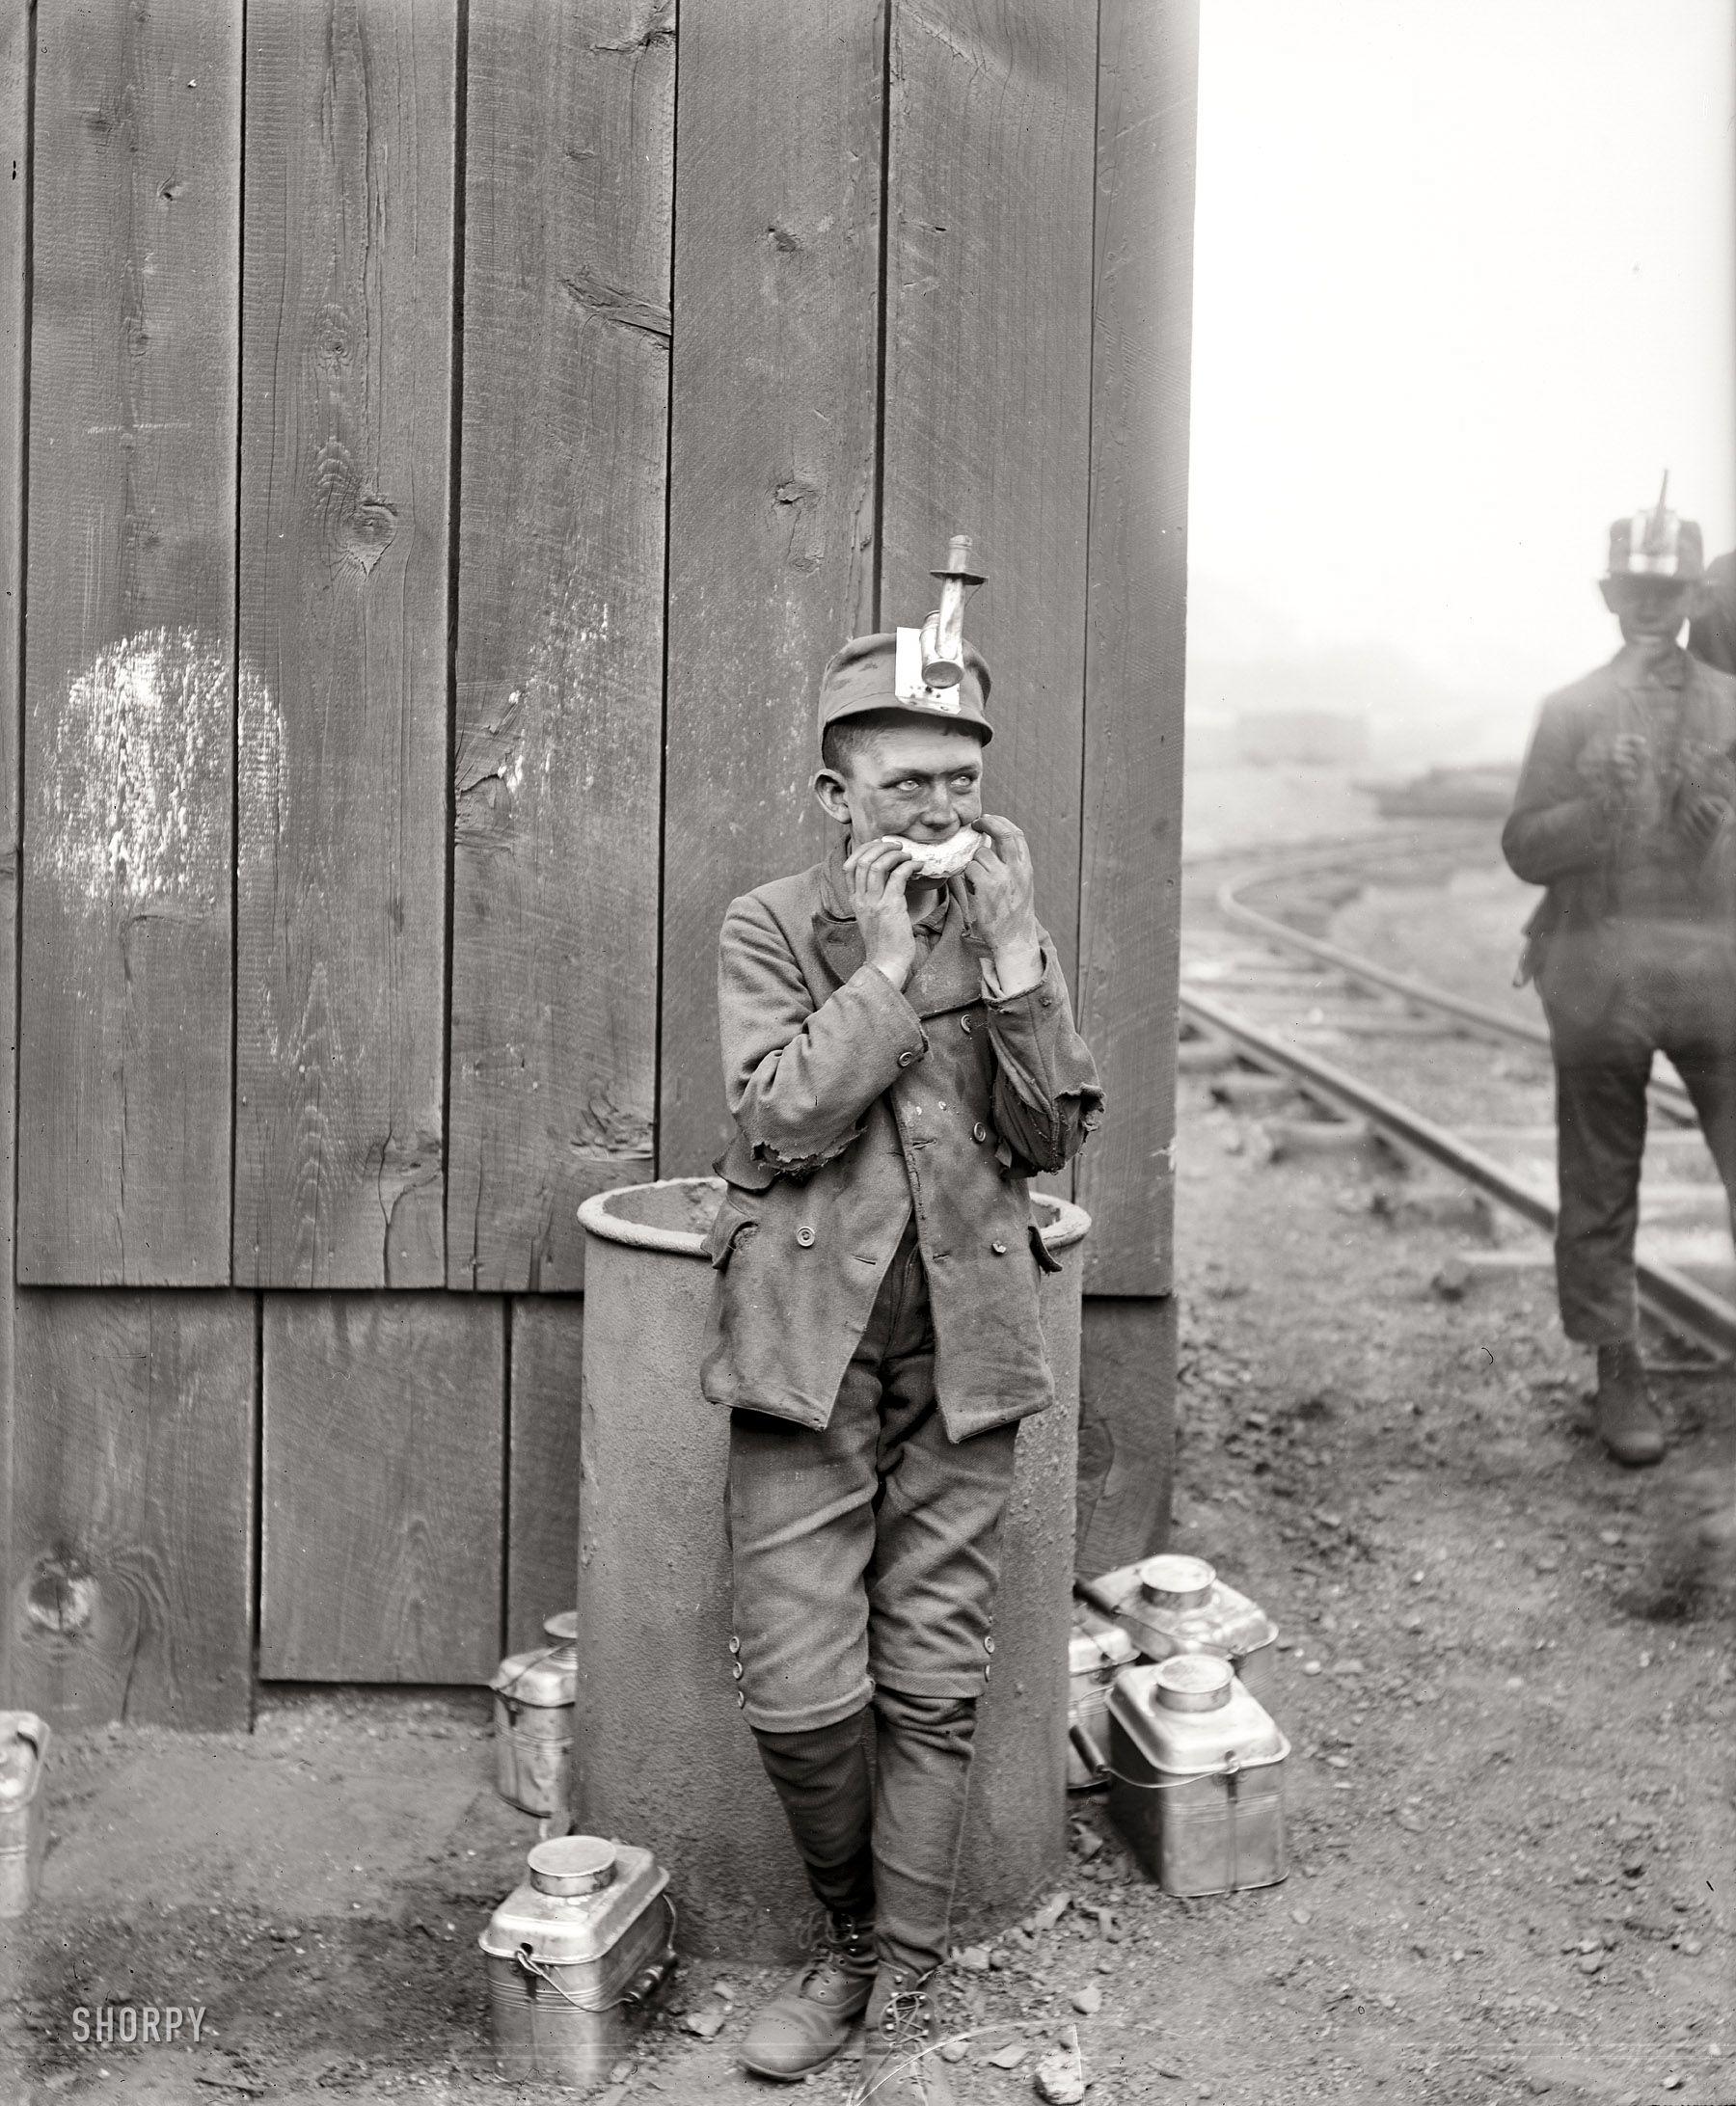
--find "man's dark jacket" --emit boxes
[700,835,1103,1442]
[1690,551,1736,674]
[1502,642,1736,981]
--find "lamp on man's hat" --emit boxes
[1606,472,1705,583]
[817,532,992,745]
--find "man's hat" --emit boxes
[1606,473,1705,583]
[817,631,993,746]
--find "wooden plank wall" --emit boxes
[12,1292,256,1728]
[880,0,1098,986]
[659,0,884,1176]
[260,1296,503,1683]
[233,0,456,1291]
[0,1,1195,1717]
[0,0,27,1711]
[1075,0,1200,1577]
[17,3,241,1285]
[448,0,672,1292]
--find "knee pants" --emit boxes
[1539,922,1736,1343]
[726,1215,1019,1734]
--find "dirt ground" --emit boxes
[4,774,1732,2105]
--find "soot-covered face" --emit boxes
[1599,574,1701,645]
[813,718,988,855]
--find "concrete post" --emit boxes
[573,1176,1087,1960]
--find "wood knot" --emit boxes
[314,440,400,577]
[345,493,401,575]
[25,1553,98,1636]
[313,303,355,374]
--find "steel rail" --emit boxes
[1211,860,1698,1120]
[1180,984,1736,1360]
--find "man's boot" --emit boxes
[739,1910,877,2080]
[1594,1338,1667,1466]
[855,1967,958,2106]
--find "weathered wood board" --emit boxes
[879,0,1098,993]
[1076,0,1198,1297]
[447,0,672,1289]
[234,0,457,1289]
[504,1299,583,1653]
[657,0,885,1175]
[0,0,26,1706]
[10,1293,257,1729]
[260,1296,504,1682]
[1076,1295,1176,1580]
[17,3,241,1284]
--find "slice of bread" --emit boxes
[883,828,983,879]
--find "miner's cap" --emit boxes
[1606,481,1705,584]
[818,631,993,747]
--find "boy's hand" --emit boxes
[1608,732,1648,794]
[957,815,1043,989]
[1679,788,1731,849]
[847,837,918,988]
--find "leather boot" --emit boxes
[739,1911,877,2081]
[855,1968,958,2106]
[1593,1339,1667,1466]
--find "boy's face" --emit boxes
[1600,573,1700,644]
[813,721,987,847]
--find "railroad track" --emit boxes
[1179,827,1736,1361]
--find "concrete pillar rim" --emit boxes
[578,1172,1093,1257]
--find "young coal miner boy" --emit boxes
[1505,489,1736,1467]
[699,631,1101,2103]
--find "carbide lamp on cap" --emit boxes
[1606,472,1704,584]
[816,532,992,747]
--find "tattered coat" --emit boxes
[700,837,1103,1442]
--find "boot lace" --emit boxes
[798,1905,875,1993]
[870,1978,942,2094]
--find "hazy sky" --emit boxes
[1188,0,1736,713]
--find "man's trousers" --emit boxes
[1538,919,1736,1344]
[725,1214,1020,1977]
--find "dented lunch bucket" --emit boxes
[1091,1554,1279,1698]
[0,1712,50,1917]
[1106,1655,1288,1899]
[480,1834,675,2091]
[574,1175,1089,1957]
[492,1611,579,1836]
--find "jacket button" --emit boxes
[973,1121,989,1144]
[732,1661,745,1682]
[960,1016,974,1034]
[796,1226,816,1247]
[737,1691,747,1709]
[984,1634,995,1655]
[897,1049,918,1067]
[728,1635,741,1656]
[991,1238,1009,1255]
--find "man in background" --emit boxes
[1504,488,1736,1466]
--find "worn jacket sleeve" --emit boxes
[719,894,929,1173]
[979,938,1104,1174]
[1501,693,1615,885]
